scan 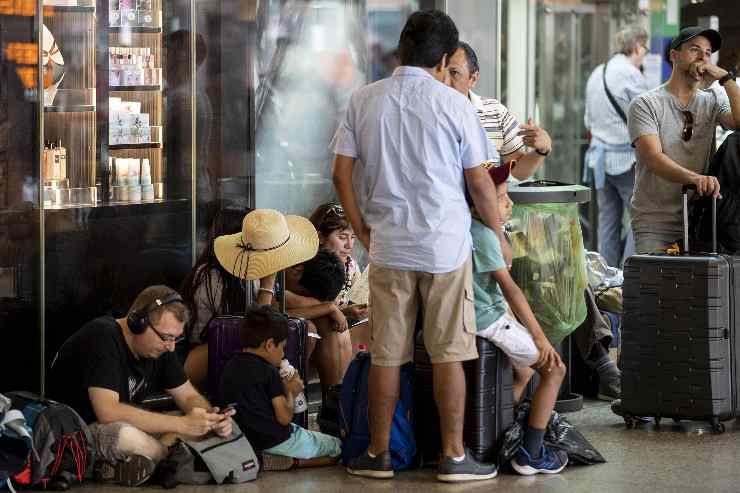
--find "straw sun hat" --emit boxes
[214,209,319,280]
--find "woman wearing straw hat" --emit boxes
[180,209,319,391]
[213,208,320,291]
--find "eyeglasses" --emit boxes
[325,203,345,218]
[682,111,694,142]
[149,321,184,345]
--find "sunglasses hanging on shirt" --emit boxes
[682,111,694,142]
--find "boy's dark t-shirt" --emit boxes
[48,316,187,423]
[219,352,290,450]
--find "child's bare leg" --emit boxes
[528,364,566,430]
[512,366,535,404]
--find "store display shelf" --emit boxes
[43,5,95,12]
[108,26,162,34]
[109,84,161,92]
[44,104,95,113]
[109,142,162,150]
[43,197,187,212]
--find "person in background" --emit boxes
[447,42,552,181]
[629,26,740,254]
[333,9,507,482]
[584,26,650,267]
[219,305,342,468]
[49,285,234,487]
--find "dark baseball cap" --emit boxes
[669,26,722,53]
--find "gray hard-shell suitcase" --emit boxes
[621,186,740,432]
[414,332,514,465]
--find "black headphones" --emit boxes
[127,291,184,335]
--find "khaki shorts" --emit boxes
[368,257,478,366]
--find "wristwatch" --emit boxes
[719,68,737,86]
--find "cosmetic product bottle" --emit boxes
[57,139,67,180]
[140,158,151,185]
[141,158,154,201]
[48,142,61,181]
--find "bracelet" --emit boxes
[258,287,275,296]
[719,68,737,86]
[535,147,551,157]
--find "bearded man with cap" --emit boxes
[629,26,740,253]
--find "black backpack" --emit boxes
[5,392,95,491]
[689,132,740,253]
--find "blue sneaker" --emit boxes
[510,445,568,476]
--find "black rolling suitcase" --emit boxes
[621,186,740,432]
[414,332,514,465]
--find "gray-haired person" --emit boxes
[584,26,650,267]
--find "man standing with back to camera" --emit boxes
[333,9,508,483]
[629,26,740,253]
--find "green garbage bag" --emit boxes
[509,202,588,343]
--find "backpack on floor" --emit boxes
[0,393,35,492]
[179,422,259,484]
[5,392,95,491]
[340,351,416,470]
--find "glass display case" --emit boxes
[2,0,438,394]
[1,0,198,392]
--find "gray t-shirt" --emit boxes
[628,84,730,238]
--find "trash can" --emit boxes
[508,179,591,413]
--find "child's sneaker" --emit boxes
[510,445,568,476]
[260,453,295,471]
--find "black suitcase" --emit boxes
[413,331,514,465]
[621,186,740,432]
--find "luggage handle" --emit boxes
[682,184,717,255]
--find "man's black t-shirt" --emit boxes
[219,352,290,451]
[48,316,187,423]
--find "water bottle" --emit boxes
[280,359,307,413]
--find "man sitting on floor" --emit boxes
[49,285,234,487]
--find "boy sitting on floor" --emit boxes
[471,163,568,475]
[218,305,341,468]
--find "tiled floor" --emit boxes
[74,399,740,493]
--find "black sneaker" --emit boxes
[95,454,156,487]
[597,371,621,401]
[437,448,497,483]
[610,399,651,423]
[346,450,394,479]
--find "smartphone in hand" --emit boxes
[219,403,237,415]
